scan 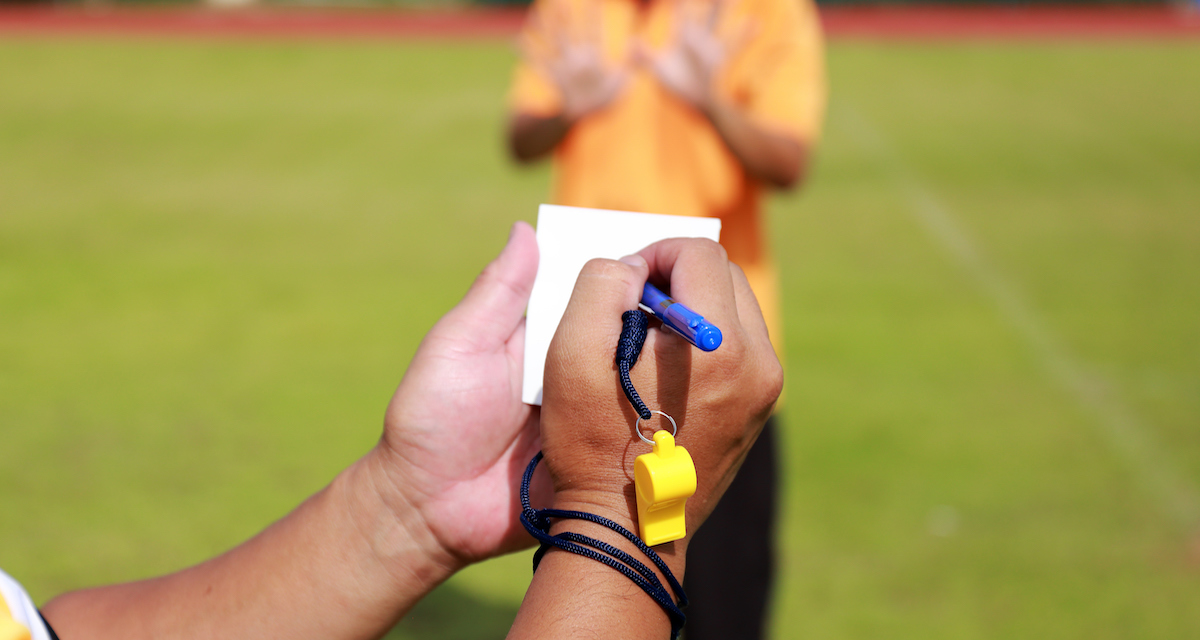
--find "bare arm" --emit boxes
[508,1,630,164]
[508,112,573,163]
[37,232,781,640]
[42,452,453,639]
[509,515,686,639]
[507,94,808,187]
[705,98,808,189]
[639,4,813,190]
[42,222,547,639]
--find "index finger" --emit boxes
[635,237,740,329]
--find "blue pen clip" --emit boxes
[640,282,723,352]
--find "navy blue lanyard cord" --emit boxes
[520,450,687,605]
[616,310,654,420]
[530,509,688,603]
[520,451,688,638]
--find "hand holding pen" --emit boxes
[539,236,783,528]
[522,237,784,640]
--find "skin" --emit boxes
[42,223,548,639]
[511,239,782,638]
[40,227,781,639]
[508,0,809,188]
[508,0,628,163]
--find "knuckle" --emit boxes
[476,258,503,284]
[761,357,784,404]
[728,261,748,284]
[688,237,728,263]
[579,257,638,285]
[475,260,527,302]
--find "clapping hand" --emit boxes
[520,3,631,122]
[638,0,756,115]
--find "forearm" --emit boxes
[705,98,808,190]
[508,504,687,639]
[42,449,457,640]
[508,112,573,163]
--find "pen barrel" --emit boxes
[667,302,700,343]
[641,283,723,352]
[642,283,673,313]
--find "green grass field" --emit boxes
[2,35,1198,639]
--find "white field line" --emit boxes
[838,103,1200,532]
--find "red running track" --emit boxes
[821,4,1200,39]
[0,4,1198,40]
[0,6,528,40]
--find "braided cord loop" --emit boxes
[520,452,687,638]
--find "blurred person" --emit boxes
[3,228,782,640]
[507,0,825,636]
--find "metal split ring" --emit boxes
[635,410,678,446]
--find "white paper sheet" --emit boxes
[522,204,722,405]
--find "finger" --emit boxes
[664,0,687,38]
[584,0,603,48]
[727,262,773,354]
[612,41,636,78]
[633,38,659,66]
[723,17,759,58]
[635,41,673,87]
[506,315,528,379]
[632,40,654,68]
[636,238,740,329]
[615,37,634,64]
[554,21,574,58]
[519,32,551,71]
[602,69,631,104]
[563,0,585,49]
[525,5,559,58]
[682,0,707,28]
[436,222,540,349]
[542,0,573,54]
[519,33,566,90]
[554,254,650,352]
[705,0,721,31]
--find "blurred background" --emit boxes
[1,0,1198,637]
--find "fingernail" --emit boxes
[618,254,646,269]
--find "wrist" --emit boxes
[550,491,689,579]
[558,103,587,128]
[552,489,639,533]
[698,89,728,125]
[341,447,462,591]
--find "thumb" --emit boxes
[604,69,631,102]
[436,222,540,349]
[633,40,658,71]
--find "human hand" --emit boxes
[38,223,549,639]
[520,4,631,123]
[637,0,756,115]
[539,239,782,543]
[372,222,549,569]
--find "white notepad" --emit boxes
[522,204,722,405]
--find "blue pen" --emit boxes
[640,282,723,352]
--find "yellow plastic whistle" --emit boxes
[634,430,697,546]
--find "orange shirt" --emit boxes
[509,0,825,355]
